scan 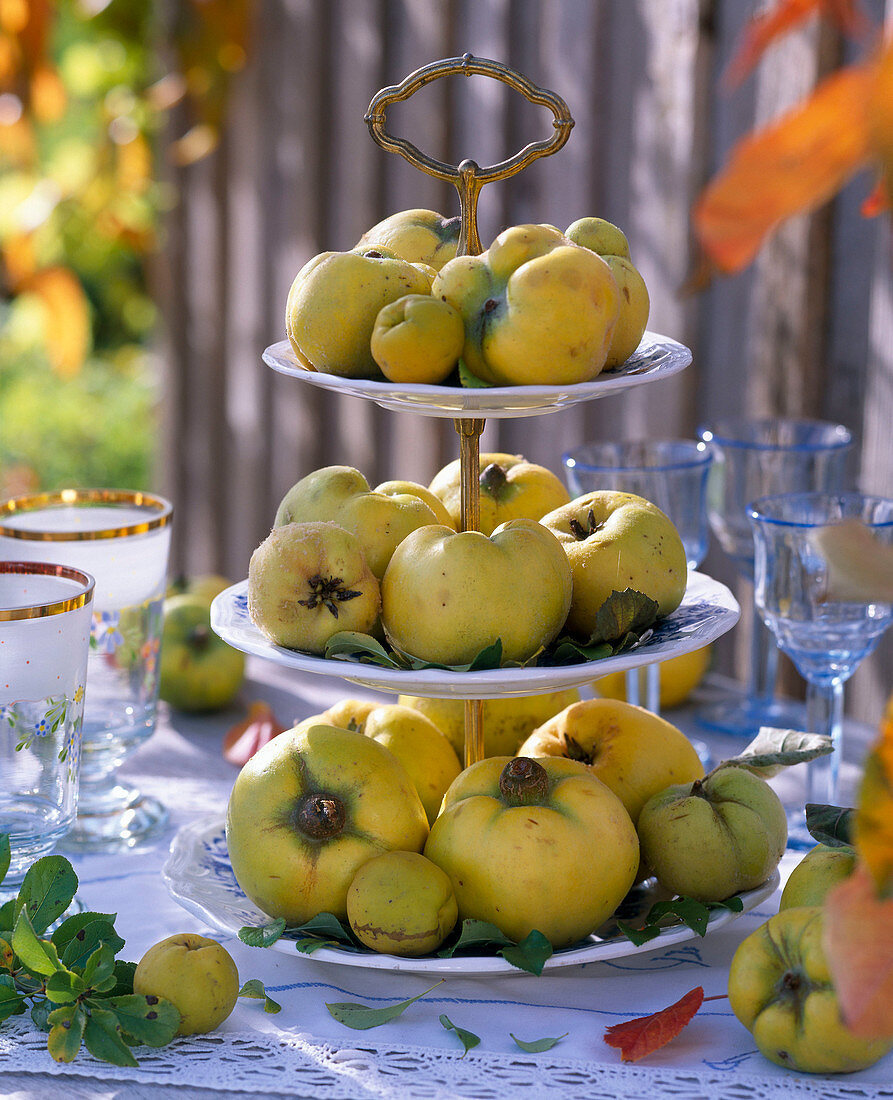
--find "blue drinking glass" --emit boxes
[696,418,853,737]
[749,491,893,847]
[562,440,713,718]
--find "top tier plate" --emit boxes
[262,331,691,419]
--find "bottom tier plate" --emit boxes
[210,570,739,699]
[164,816,778,978]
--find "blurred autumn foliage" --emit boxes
[694,0,892,273]
[0,0,255,497]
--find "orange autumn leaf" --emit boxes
[29,62,65,122]
[604,986,705,1062]
[824,863,893,1040]
[693,62,874,272]
[854,723,893,896]
[3,232,38,286]
[724,0,871,89]
[168,122,218,166]
[23,266,91,377]
[867,36,893,206]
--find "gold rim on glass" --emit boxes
[0,489,173,541]
[0,561,95,620]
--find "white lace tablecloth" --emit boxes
[2,662,890,1100]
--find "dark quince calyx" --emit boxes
[564,733,594,766]
[569,508,604,541]
[499,757,550,807]
[298,575,363,618]
[293,793,346,840]
[479,462,508,500]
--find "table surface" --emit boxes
[1,663,889,1100]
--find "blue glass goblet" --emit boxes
[697,418,853,737]
[749,491,893,848]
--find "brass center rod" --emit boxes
[364,56,573,772]
[456,416,486,767]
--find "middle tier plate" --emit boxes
[211,570,738,699]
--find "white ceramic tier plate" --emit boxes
[262,331,691,419]
[164,816,778,977]
[210,570,738,700]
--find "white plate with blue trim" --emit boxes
[210,570,739,701]
[164,815,778,977]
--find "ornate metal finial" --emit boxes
[364,54,574,257]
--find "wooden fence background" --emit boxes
[154,0,893,725]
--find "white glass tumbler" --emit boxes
[0,490,172,849]
[1,561,94,886]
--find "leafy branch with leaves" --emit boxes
[0,840,180,1066]
[0,834,280,1067]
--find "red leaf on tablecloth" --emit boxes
[824,863,893,1040]
[223,701,287,766]
[603,986,705,1062]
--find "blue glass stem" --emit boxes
[805,678,844,808]
[623,665,661,713]
[624,669,640,707]
[750,593,780,706]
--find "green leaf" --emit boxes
[293,934,348,956]
[0,897,16,929]
[806,803,856,847]
[289,912,364,955]
[437,919,513,958]
[105,960,137,998]
[45,968,87,1003]
[615,919,662,947]
[61,920,124,972]
[458,358,492,388]
[325,632,405,668]
[619,895,744,946]
[47,1002,87,1063]
[499,930,553,976]
[439,1013,480,1056]
[30,997,53,1032]
[325,632,518,673]
[15,856,78,933]
[511,1031,567,1052]
[0,974,27,1023]
[727,727,834,777]
[52,910,117,954]
[466,639,505,671]
[82,1005,139,1067]
[586,589,660,648]
[293,912,355,942]
[12,908,62,976]
[238,978,282,1014]
[543,637,616,666]
[238,917,287,948]
[0,834,10,886]
[101,993,180,1047]
[326,980,444,1031]
[82,942,117,989]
